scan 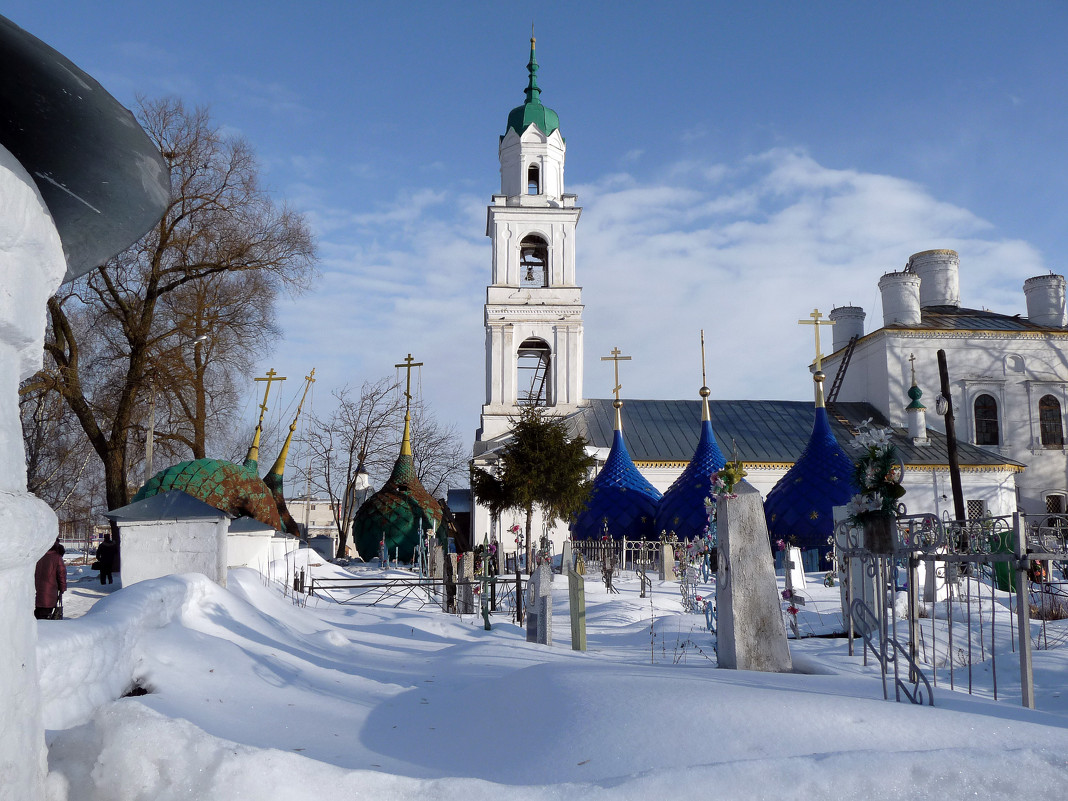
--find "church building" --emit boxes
[468,39,1041,555]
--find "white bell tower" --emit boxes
[477,36,584,446]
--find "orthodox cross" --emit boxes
[252,368,286,427]
[395,353,423,412]
[909,352,917,384]
[700,329,708,387]
[798,308,835,372]
[286,368,316,434]
[600,347,631,402]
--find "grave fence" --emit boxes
[835,510,1068,710]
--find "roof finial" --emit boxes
[525,29,541,106]
[699,329,711,422]
[601,346,631,431]
[798,308,835,409]
[245,368,286,467]
[394,353,424,457]
[268,368,315,477]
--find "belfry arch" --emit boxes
[519,234,549,287]
[517,337,552,406]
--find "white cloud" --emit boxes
[259,147,1048,461]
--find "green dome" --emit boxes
[505,37,560,138]
[134,458,282,531]
[352,452,442,563]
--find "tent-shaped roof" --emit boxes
[105,489,232,523]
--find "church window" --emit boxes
[527,164,540,195]
[519,235,549,287]
[516,338,551,406]
[966,499,986,520]
[974,394,999,446]
[1040,394,1064,449]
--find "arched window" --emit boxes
[974,394,999,446]
[517,338,551,406]
[527,164,540,195]
[519,235,548,288]
[1040,394,1064,449]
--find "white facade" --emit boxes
[823,249,1061,517]
[118,517,231,588]
[478,121,584,445]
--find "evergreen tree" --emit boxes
[470,407,594,572]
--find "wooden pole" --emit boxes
[937,350,967,521]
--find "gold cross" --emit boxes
[600,347,631,402]
[394,353,424,409]
[700,329,707,387]
[797,308,835,372]
[909,352,917,384]
[252,368,287,423]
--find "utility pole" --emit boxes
[937,349,967,521]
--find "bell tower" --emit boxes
[477,36,585,446]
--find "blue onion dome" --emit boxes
[764,394,856,550]
[571,420,663,541]
[654,389,726,538]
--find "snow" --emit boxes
[35,555,1068,800]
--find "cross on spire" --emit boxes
[798,308,835,373]
[394,353,424,413]
[253,368,287,422]
[909,352,917,384]
[600,347,631,403]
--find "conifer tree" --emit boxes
[470,407,594,572]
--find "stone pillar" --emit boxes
[458,552,475,614]
[442,554,457,612]
[560,540,573,574]
[659,543,675,581]
[535,564,552,646]
[0,144,70,799]
[715,482,792,672]
[568,568,586,651]
[429,542,442,579]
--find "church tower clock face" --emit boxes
[479,36,584,443]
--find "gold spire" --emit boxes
[268,368,315,477]
[246,368,286,464]
[394,353,423,458]
[798,308,834,409]
[600,346,631,431]
[699,329,711,422]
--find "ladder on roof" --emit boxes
[826,334,858,405]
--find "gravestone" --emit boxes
[833,506,877,635]
[429,542,443,579]
[919,552,951,603]
[659,543,675,580]
[441,553,457,612]
[560,540,573,575]
[457,552,475,614]
[568,568,586,651]
[535,564,552,645]
[524,575,539,642]
[784,545,807,590]
[715,482,792,672]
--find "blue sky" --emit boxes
[8,2,1068,455]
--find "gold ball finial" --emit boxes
[699,386,711,398]
[814,370,826,383]
[613,399,623,409]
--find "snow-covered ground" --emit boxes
[35,554,1068,800]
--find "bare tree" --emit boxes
[409,405,467,498]
[30,98,316,511]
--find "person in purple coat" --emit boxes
[34,541,66,620]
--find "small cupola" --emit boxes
[505,35,561,138]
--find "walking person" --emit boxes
[96,531,118,585]
[34,541,66,620]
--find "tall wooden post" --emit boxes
[937,350,967,521]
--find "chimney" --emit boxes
[1024,274,1067,328]
[829,306,865,352]
[908,249,960,308]
[879,271,922,327]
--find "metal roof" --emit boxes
[888,305,1059,333]
[569,398,1021,469]
[104,490,231,522]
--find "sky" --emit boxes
[7,2,1068,464]
[37,557,1068,799]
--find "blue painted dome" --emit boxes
[654,418,726,538]
[764,407,856,550]
[571,429,663,540]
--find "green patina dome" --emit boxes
[351,418,442,563]
[505,37,560,138]
[134,458,283,531]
